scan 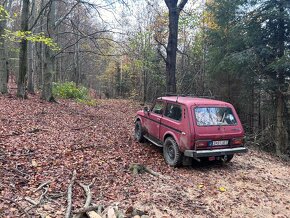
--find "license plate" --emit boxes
[212,140,229,146]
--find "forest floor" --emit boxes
[0,93,290,218]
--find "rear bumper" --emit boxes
[184,147,248,158]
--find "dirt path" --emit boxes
[0,96,289,217]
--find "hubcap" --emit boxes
[167,144,175,160]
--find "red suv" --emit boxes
[134,96,248,166]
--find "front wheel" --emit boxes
[163,137,182,167]
[134,121,144,142]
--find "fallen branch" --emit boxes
[25,185,49,213]
[0,128,48,139]
[129,163,168,179]
[14,164,31,179]
[74,178,96,218]
[34,181,51,192]
[65,170,77,218]
[24,197,38,205]
[0,197,30,218]
[27,128,41,133]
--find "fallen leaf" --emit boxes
[32,159,38,167]
[198,184,204,189]
[218,187,226,192]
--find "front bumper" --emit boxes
[184,147,248,158]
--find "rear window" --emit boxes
[194,107,237,126]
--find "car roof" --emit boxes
[157,96,232,107]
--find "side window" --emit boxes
[164,103,182,121]
[151,101,165,115]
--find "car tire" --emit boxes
[163,137,182,167]
[134,120,144,142]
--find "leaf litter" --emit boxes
[0,94,290,217]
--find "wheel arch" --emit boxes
[134,115,144,124]
[163,132,179,145]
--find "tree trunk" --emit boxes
[165,4,179,94]
[275,91,288,155]
[27,41,34,93]
[164,0,188,93]
[0,3,8,94]
[27,0,35,94]
[41,44,54,101]
[41,0,55,101]
[34,0,45,90]
[35,42,43,90]
[275,1,289,156]
[17,0,30,98]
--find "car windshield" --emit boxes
[194,107,237,126]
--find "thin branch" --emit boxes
[28,0,52,31]
[177,0,189,12]
[0,197,30,218]
[74,178,96,218]
[34,181,51,193]
[65,170,77,218]
[55,1,81,28]
[24,186,49,213]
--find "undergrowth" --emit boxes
[52,82,98,106]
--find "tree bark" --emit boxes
[17,0,30,98]
[34,0,45,90]
[27,0,36,94]
[27,41,35,94]
[275,1,289,155]
[0,2,8,94]
[41,0,55,101]
[275,91,288,155]
[164,0,188,93]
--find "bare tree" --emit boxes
[17,0,30,98]
[27,0,36,94]
[41,0,55,101]
[0,1,8,94]
[164,0,188,93]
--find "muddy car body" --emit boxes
[134,96,248,166]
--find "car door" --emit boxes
[143,101,165,140]
[160,103,184,145]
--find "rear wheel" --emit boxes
[163,137,182,167]
[134,121,144,142]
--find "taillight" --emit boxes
[231,138,244,145]
[195,140,209,148]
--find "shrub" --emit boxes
[52,82,88,100]
[76,98,98,106]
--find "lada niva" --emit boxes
[134,95,248,166]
